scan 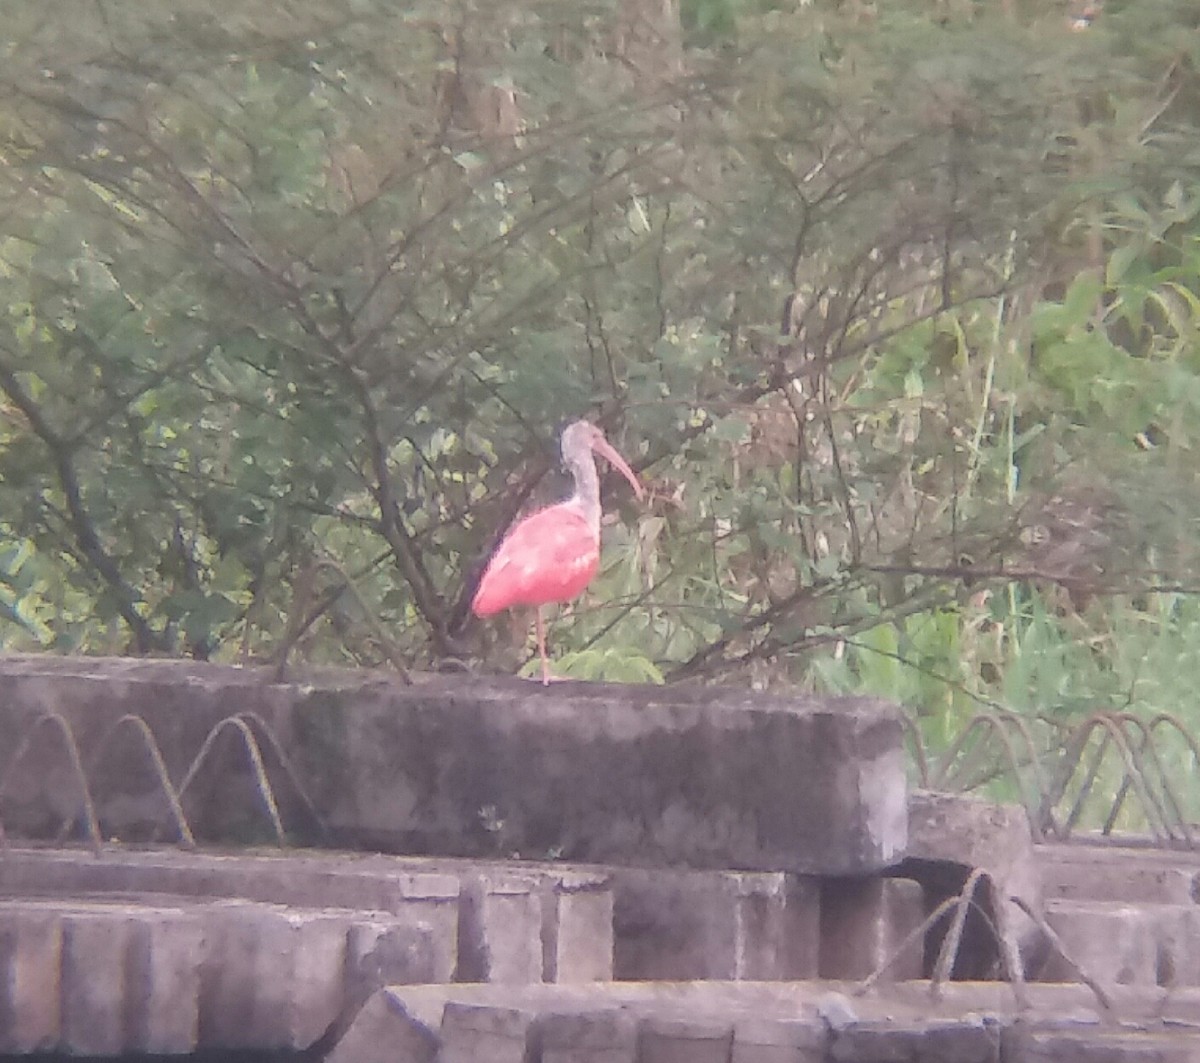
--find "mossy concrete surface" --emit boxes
[0,655,907,875]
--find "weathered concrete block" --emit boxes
[335,916,440,1048]
[819,877,924,981]
[0,845,614,990]
[906,791,1038,893]
[1003,1027,1200,1063]
[302,679,907,875]
[540,1008,638,1063]
[439,1001,540,1063]
[1041,901,1200,989]
[0,903,62,1052]
[612,869,818,981]
[1040,900,1160,987]
[324,987,439,1063]
[542,871,614,983]
[199,903,347,1050]
[638,1016,734,1063]
[128,907,204,1053]
[904,790,1041,978]
[59,908,134,1055]
[1150,905,1200,987]
[732,1016,826,1063]
[198,903,261,1049]
[1039,844,1200,905]
[732,874,820,981]
[457,873,543,983]
[829,1018,1000,1063]
[0,847,463,987]
[327,980,1200,1063]
[259,908,349,1049]
[0,656,907,874]
[346,917,440,997]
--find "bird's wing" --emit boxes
[472,507,600,615]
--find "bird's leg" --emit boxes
[535,606,552,685]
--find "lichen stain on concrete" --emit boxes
[291,688,353,805]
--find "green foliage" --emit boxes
[540,648,665,684]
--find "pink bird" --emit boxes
[472,420,644,683]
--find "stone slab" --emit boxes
[546,872,615,983]
[732,1015,826,1063]
[439,1001,541,1063]
[345,917,441,1012]
[59,908,134,1055]
[1040,899,1200,989]
[128,907,204,1053]
[0,905,62,1052]
[906,791,1039,894]
[829,1017,1001,1063]
[0,655,907,874]
[903,790,1042,978]
[0,846,614,993]
[0,845,463,920]
[1040,900,1162,987]
[540,1008,639,1063]
[198,901,347,1050]
[612,868,819,981]
[0,846,497,986]
[1003,1027,1200,1062]
[1038,843,1200,905]
[0,892,442,1056]
[1149,905,1200,988]
[818,876,924,981]
[639,1015,733,1063]
[323,986,439,1063]
[457,873,543,983]
[330,981,1200,1063]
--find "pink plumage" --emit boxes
[472,506,600,615]
[472,421,643,683]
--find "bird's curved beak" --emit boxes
[592,437,644,501]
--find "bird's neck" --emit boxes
[565,453,601,536]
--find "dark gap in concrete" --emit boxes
[891,856,1002,980]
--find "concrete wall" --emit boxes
[0,655,907,874]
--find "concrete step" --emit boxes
[1038,843,1200,905]
[0,894,434,1054]
[1038,899,1200,988]
[1003,1029,1200,1063]
[608,867,926,984]
[0,846,623,1055]
[0,845,934,993]
[0,845,614,984]
[326,980,1200,1063]
[610,867,822,982]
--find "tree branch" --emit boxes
[0,355,161,653]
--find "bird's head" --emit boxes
[561,420,644,500]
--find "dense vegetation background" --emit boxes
[2,0,1200,816]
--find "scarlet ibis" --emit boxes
[472,420,644,683]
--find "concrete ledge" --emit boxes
[0,845,614,986]
[0,894,438,1053]
[1003,1028,1198,1063]
[0,655,907,875]
[1040,900,1200,989]
[326,981,1200,1063]
[1038,843,1200,905]
[610,868,819,981]
[0,905,61,1053]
